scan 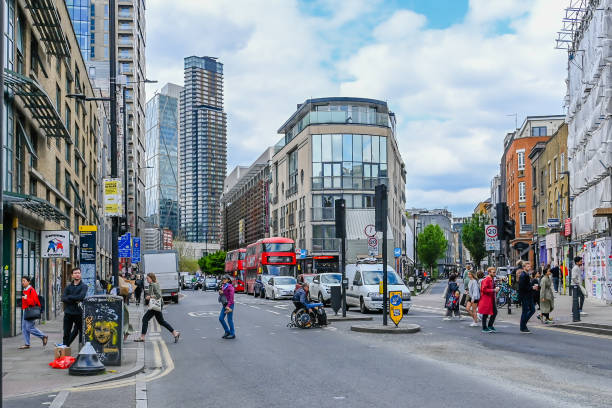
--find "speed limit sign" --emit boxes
[485,225,499,250]
[485,225,498,239]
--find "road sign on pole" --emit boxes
[485,225,500,251]
[389,291,403,327]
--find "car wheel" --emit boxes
[318,293,325,305]
[360,297,368,314]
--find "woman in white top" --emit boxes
[466,270,481,326]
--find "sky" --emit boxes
[145,0,568,217]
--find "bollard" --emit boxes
[572,285,581,322]
[69,342,106,376]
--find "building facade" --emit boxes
[64,0,90,61]
[2,0,106,335]
[407,208,457,275]
[530,123,569,267]
[503,116,564,263]
[270,97,407,272]
[179,56,227,243]
[221,147,273,251]
[145,83,182,236]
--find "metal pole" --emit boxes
[110,0,119,289]
[122,86,128,233]
[1,0,6,404]
[134,170,138,237]
[382,206,388,326]
[341,234,346,318]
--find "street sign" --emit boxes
[103,178,122,217]
[299,249,308,259]
[41,230,70,258]
[389,291,403,326]
[364,224,376,237]
[79,226,97,297]
[394,247,402,258]
[485,224,500,251]
[118,233,131,258]
[132,237,141,263]
[368,236,378,256]
[547,218,561,228]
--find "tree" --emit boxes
[461,213,489,269]
[198,250,227,276]
[179,258,199,273]
[417,224,448,279]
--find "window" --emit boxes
[517,150,525,171]
[548,163,552,185]
[554,157,559,181]
[519,212,527,227]
[518,181,526,202]
[531,126,547,136]
[560,153,565,173]
[65,143,71,164]
[55,159,61,189]
[65,171,71,201]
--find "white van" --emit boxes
[346,260,411,314]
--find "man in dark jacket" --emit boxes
[518,262,537,333]
[550,263,560,293]
[61,267,88,347]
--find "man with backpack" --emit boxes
[443,274,462,320]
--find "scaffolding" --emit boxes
[555,0,599,53]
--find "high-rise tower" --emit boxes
[179,56,227,243]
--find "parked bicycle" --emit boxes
[496,281,519,307]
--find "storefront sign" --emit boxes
[564,218,572,237]
[79,225,97,297]
[41,231,70,258]
[547,218,561,229]
[103,178,122,217]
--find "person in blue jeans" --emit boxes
[218,275,235,339]
[518,262,537,333]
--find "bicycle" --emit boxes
[496,282,519,307]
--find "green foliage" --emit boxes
[461,213,489,268]
[197,250,227,276]
[417,224,448,275]
[179,258,200,273]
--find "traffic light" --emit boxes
[335,199,346,238]
[495,202,506,240]
[375,184,387,232]
[504,218,516,241]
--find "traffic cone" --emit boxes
[68,342,106,376]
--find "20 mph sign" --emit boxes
[485,225,500,251]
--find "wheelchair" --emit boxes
[287,301,328,329]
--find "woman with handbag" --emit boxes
[134,273,180,343]
[539,266,555,323]
[218,275,235,339]
[19,276,48,349]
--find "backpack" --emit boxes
[292,290,302,302]
[446,282,459,309]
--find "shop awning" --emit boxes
[3,191,68,223]
[3,69,72,144]
[24,0,71,58]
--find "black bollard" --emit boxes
[572,285,581,322]
[69,342,106,376]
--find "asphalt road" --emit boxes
[144,289,612,408]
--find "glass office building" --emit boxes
[65,0,90,61]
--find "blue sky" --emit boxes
[146,0,567,217]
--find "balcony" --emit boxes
[311,207,335,221]
[285,184,297,198]
[312,238,339,252]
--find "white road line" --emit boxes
[49,390,69,408]
[249,305,261,309]
[267,310,281,315]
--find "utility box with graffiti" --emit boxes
[82,295,123,366]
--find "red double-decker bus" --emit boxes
[224,248,246,292]
[245,237,296,295]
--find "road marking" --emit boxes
[49,390,69,407]
[188,311,218,317]
[274,305,288,309]
[249,306,261,309]
[266,310,280,315]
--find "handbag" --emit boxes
[579,285,588,298]
[218,294,228,307]
[460,293,467,307]
[148,298,162,312]
[24,306,42,321]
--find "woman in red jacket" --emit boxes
[20,276,48,349]
[478,267,500,333]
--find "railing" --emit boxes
[285,184,297,198]
[311,207,335,221]
[312,177,388,191]
[312,238,339,252]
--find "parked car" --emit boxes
[308,273,342,305]
[203,277,218,291]
[296,273,317,290]
[345,259,411,314]
[265,276,297,300]
[254,274,271,298]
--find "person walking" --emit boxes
[135,273,180,343]
[478,267,499,333]
[518,262,537,333]
[60,267,88,347]
[466,270,480,327]
[19,276,48,349]
[571,256,586,320]
[218,275,236,339]
[532,270,541,311]
[443,274,461,320]
[462,264,472,293]
[539,266,555,323]
[550,262,560,293]
[134,274,144,306]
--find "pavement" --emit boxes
[2,302,145,401]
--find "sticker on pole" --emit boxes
[389,291,403,327]
[485,224,500,251]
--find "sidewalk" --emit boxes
[2,303,145,398]
[412,287,612,329]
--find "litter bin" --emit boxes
[82,295,124,366]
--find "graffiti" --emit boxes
[82,295,123,365]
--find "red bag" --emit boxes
[49,356,76,369]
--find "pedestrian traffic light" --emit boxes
[375,184,387,232]
[504,218,516,241]
[335,199,346,239]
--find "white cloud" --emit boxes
[145,0,568,217]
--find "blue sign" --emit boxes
[394,247,402,258]
[390,293,402,306]
[299,249,308,259]
[131,237,141,263]
[118,233,131,258]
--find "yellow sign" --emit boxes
[389,291,403,327]
[103,178,122,216]
[79,225,98,232]
[379,280,383,294]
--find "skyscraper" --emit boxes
[145,83,182,235]
[179,56,227,243]
[66,0,147,237]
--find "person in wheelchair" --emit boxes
[290,283,327,328]
[292,283,320,312]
